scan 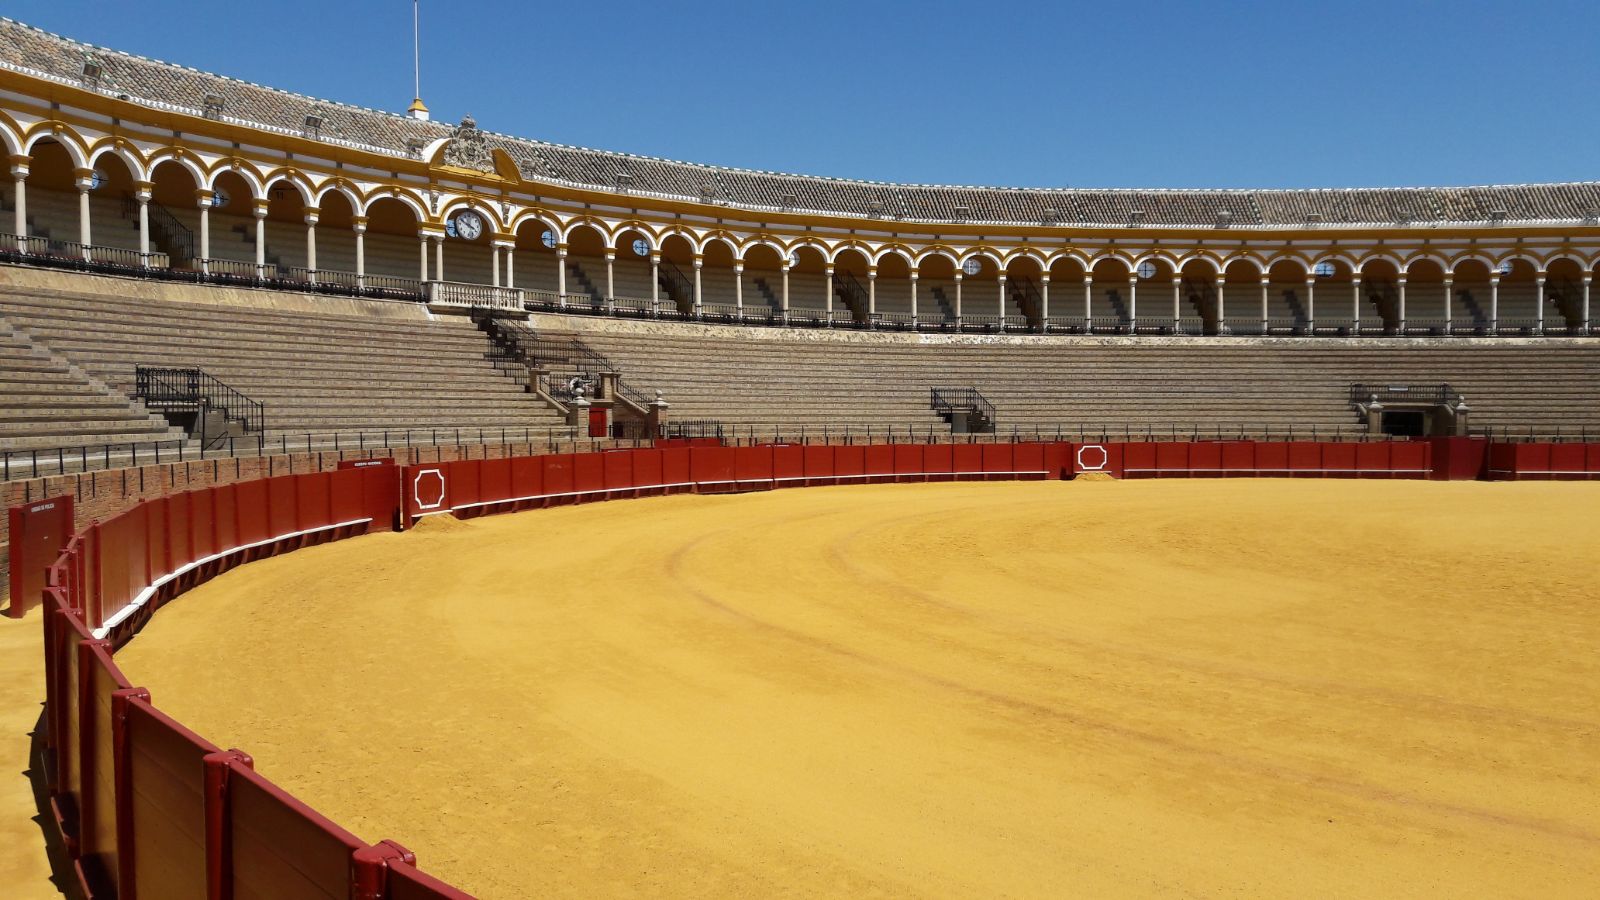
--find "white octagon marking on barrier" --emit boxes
[1076,444,1108,471]
[412,468,446,510]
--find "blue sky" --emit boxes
[6,1,1596,189]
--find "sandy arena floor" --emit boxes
[113,480,1600,898]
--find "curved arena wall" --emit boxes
[28,438,1600,898]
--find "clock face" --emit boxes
[453,211,484,241]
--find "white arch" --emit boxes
[364,190,429,224]
[145,151,210,191]
[1401,252,1451,274]
[914,247,961,269]
[1042,249,1091,272]
[699,232,740,258]
[439,196,506,233]
[23,127,89,169]
[1217,253,1266,275]
[873,245,915,268]
[85,143,148,182]
[313,180,365,213]
[0,121,21,158]
[508,208,562,239]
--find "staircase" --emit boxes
[750,276,783,314]
[930,387,995,434]
[566,260,603,308]
[123,196,194,266]
[833,270,870,324]
[1364,279,1400,334]
[928,286,956,322]
[1181,277,1219,334]
[1009,277,1044,327]
[656,260,695,315]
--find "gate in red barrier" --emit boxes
[9,494,74,617]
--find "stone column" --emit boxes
[75,169,94,258]
[910,269,920,326]
[996,273,1007,326]
[252,201,268,277]
[1216,276,1227,334]
[953,270,964,325]
[9,156,27,241]
[196,191,213,273]
[868,266,878,320]
[605,250,616,309]
[556,245,568,305]
[645,391,671,438]
[692,254,703,317]
[491,243,501,287]
[1583,275,1592,335]
[735,262,745,318]
[1489,275,1499,335]
[781,262,791,322]
[352,217,367,287]
[1040,274,1050,330]
[434,233,445,284]
[1443,276,1453,335]
[1171,276,1182,331]
[1082,274,1093,331]
[1397,276,1407,333]
[1128,274,1138,332]
[1535,274,1546,335]
[1352,276,1361,334]
[650,253,661,315]
[134,182,151,265]
[1259,275,1270,334]
[303,208,319,283]
[418,231,429,282]
[825,264,835,324]
[1305,278,1316,335]
[504,244,515,289]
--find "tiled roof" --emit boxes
[5,17,1597,229]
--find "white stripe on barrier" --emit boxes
[1122,467,1431,475]
[1487,468,1599,476]
[442,471,1050,514]
[93,517,373,640]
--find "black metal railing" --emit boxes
[126,195,195,264]
[659,260,695,312]
[834,270,870,323]
[135,365,266,434]
[1348,383,1463,407]
[930,386,996,424]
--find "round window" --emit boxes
[632,238,650,257]
[1136,261,1157,280]
[1313,261,1336,277]
[210,188,230,208]
[88,170,106,191]
[541,229,557,249]
[961,258,983,276]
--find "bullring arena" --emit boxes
[1,11,1599,900]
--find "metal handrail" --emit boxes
[1349,383,1463,406]
[130,195,194,264]
[1,423,586,483]
[135,365,266,434]
[930,386,996,424]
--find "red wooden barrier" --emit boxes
[125,697,217,900]
[923,443,954,480]
[542,454,574,499]
[227,764,365,899]
[773,444,805,485]
[735,445,775,486]
[661,447,691,490]
[8,494,73,617]
[952,443,983,478]
[892,444,923,481]
[402,464,451,521]
[603,449,634,495]
[447,460,482,511]
[864,445,895,482]
[389,861,477,899]
[630,449,663,495]
[834,445,866,481]
[573,451,607,497]
[802,445,834,484]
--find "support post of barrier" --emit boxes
[203,749,253,900]
[113,687,151,898]
[352,839,417,900]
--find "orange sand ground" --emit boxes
[31,480,1600,897]
[0,606,56,897]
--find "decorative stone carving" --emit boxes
[442,115,495,174]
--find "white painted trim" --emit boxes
[439,471,1048,513]
[92,518,372,640]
